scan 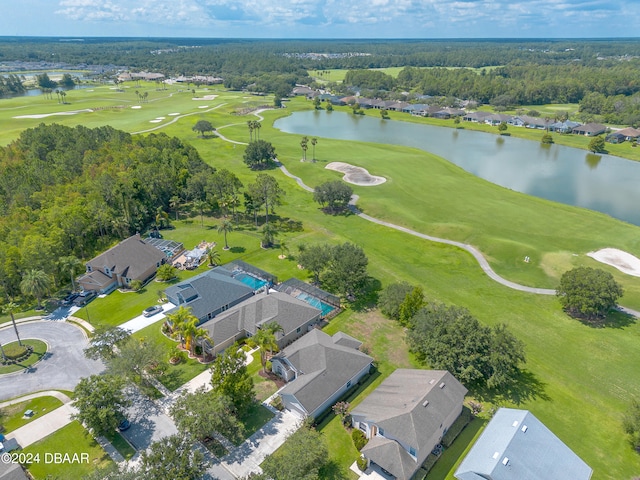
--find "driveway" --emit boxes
[0,321,104,401]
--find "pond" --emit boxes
[275,111,640,227]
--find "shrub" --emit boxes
[270,396,284,411]
[352,429,368,451]
[129,280,143,291]
[442,406,472,447]
[357,456,368,472]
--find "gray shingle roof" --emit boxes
[351,369,467,458]
[86,234,166,281]
[454,408,593,480]
[164,269,254,321]
[276,329,373,415]
[361,436,417,480]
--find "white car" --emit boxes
[143,305,163,317]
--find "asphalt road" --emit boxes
[0,321,104,401]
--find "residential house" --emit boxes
[512,116,552,129]
[548,120,581,133]
[606,132,626,144]
[617,127,640,141]
[199,291,322,355]
[404,104,430,116]
[433,107,466,119]
[454,408,592,480]
[78,234,167,293]
[485,113,513,126]
[271,329,373,419]
[572,123,606,136]
[389,102,411,112]
[292,86,315,97]
[164,269,255,324]
[351,369,468,480]
[463,111,492,123]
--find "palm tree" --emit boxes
[206,249,221,267]
[311,137,318,161]
[217,219,234,250]
[247,121,255,142]
[165,306,195,348]
[254,121,262,140]
[193,200,206,228]
[169,196,181,221]
[251,321,283,372]
[193,327,212,358]
[300,136,309,161]
[58,256,82,291]
[20,269,51,310]
[181,318,200,357]
[155,206,169,229]
[261,223,278,248]
[2,302,22,347]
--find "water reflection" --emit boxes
[585,154,602,170]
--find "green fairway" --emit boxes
[2,85,640,478]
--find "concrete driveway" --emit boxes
[0,321,104,401]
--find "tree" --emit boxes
[84,326,131,361]
[20,269,51,309]
[155,206,170,229]
[170,387,243,444]
[257,426,329,480]
[378,282,413,321]
[541,133,554,144]
[72,374,130,436]
[323,243,369,299]
[332,401,350,424]
[311,137,318,161]
[557,267,623,319]
[498,122,508,133]
[623,398,640,450]
[2,302,22,347]
[206,249,220,267]
[170,195,181,221]
[192,120,215,138]
[58,255,82,291]
[298,244,331,284]
[313,180,353,213]
[325,101,333,112]
[398,286,426,327]
[217,219,234,250]
[243,139,277,170]
[107,337,166,385]
[313,96,321,109]
[156,263,177,282]
[380,108,390,120]
[261,223,278,248]
[210,343,254,415]
[300,136,309,161]
[140,434,208,480]
[249,322,283,372]
[193,199,206,228]
[248,174,284,225]
[129,279,143,292]
[588,136,606,153]
[408,303,525,389]
[165,306,195,348]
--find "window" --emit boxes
[378,427,384,436]
[409,447,416,457]
[346,380,352,388]
[296,327,301,333]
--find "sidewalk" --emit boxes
[5,403,77,448]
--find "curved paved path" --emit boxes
[0,321,104,401]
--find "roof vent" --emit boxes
[422,400,429,407]
[502,457,509,466]
[512,421,519,428]
[439,382,445,389]
[492,452,500,459]
[521,425,528,433]
[429,379,436,385]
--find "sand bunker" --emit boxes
[149,119,162,123]
[14,109,93,119]
[198,105,209,109]
[131,106,142,109]
[155,117,166,120]
[325,162,387,186]
[168,112,180,116]
[192,95,218,101]
[587,248,640,277]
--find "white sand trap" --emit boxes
[168,112,180,116]
[192,95,218,101]
[198,105,209,109]
[325,162,387,186]
[149,119,162,123]
[155,117,166,120]
[131,106,142,109]
[587,248,640,277]
[13,109,93,119]
[86,89,94,92]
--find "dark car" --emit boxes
[73,291,97,307]
[62,293,79,306]
[117,418,131,432]
[143,305,163,317]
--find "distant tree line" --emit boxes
[0,74,25,96]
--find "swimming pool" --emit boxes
[296,292,336,316]
[235,273,268,290]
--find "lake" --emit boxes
[275,111,640,226]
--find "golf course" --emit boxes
[2,80,640,479]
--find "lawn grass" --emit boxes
[22,420,113,479]
[246,354,279,402]
[2,87,640,478]
[239,402,275,443]
[0,396,64,433]
[102,430,136,460]
[0,340,48,374]
[428,417,487,479]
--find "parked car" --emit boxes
[143,305,163,317]
[62,293,79,306]
[117,418,131,432]
[73,291,97,307]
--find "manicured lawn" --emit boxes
[0,396,64,433]
[22,420,113,479]
[103,430,136,460]
[239,402,275,443]
[246,354,280,402]
[428,417,487,479]
[132,322,209,392]
[0,340,48,374]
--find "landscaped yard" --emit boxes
[22,420,113,479]
[0,396,64,433]
[103,429,136,460]
[0,339,48,374]
[239,402,275,443]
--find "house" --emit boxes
[0,461,29,480]
[199,291,322,355]
[606,132,626,144]
[351,369,467,480]
[485,113,513,126]
[617,127,640,141]
[454,408,592,480]
[271,329,373,419]
[292,86,315,97]
[463,111,492,123]
[404,103,430,115]
[572,123,606,136]
[78,234,167,293]
[164,269,255,325]
[512,116,551,129]
[389,102,410,112]
[548,120,581,133]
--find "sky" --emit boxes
[2,0,639,39]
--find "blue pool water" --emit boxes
[296,292,336,316]
[236,273,268,290]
